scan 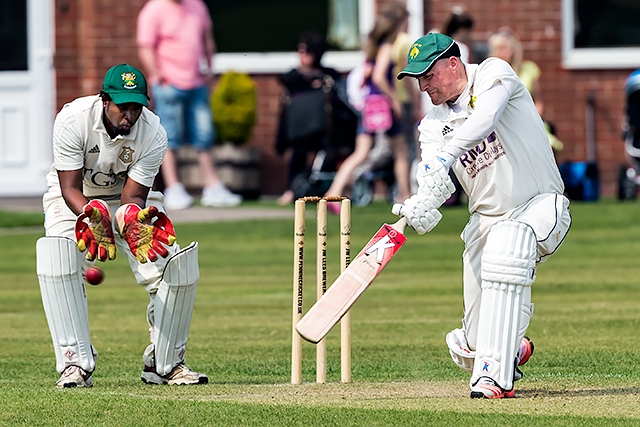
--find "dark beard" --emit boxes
[112,126,131,136]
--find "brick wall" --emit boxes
[55,0,633,198]
[428,0,632,198]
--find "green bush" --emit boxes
[211,71,257,145]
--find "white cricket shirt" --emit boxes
[46,95,168,200]
[417,58,564,215]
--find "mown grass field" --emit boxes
[0,199,638,426]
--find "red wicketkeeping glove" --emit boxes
[115,203,177,263]
[74,199,117,261]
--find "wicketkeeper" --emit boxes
[392,34,571,398]
[37,64,208,388]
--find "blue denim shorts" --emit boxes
[151,84,215,150]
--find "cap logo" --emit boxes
[409,43,422,59]
[121,72,137,90]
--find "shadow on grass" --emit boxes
[520,386,640,398]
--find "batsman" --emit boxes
[393,34,571,398]
[36,64,207,388]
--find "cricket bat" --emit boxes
[296,217,408,344]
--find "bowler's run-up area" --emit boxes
[1,201,639,425]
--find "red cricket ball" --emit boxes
[85,266,104,286]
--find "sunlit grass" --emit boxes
[0,199,638,426]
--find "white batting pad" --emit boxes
[37,237,96,374]
[446,328,475,372]
[152,241,199,376]
[471,221,536,391]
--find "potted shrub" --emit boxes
[211,71,260,199]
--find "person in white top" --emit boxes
[392,34,571,398]
[38,64,208,388]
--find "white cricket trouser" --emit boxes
[460,193,571,350]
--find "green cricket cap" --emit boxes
[397,33,461,80]
[102,63,149,106]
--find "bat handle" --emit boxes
[391,217,407,233]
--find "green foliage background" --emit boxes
[211,71,257,144]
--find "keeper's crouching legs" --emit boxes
[37,237,97,388]
[141,241,208,385]
[470,220,536,398]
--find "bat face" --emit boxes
[296,218,407,343]
[361,223,407,269]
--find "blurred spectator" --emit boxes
[489,27,564,155]
[324,2,412,206]
[137,0,242,209]
[274,32,345,206]
[391,7,423,167]
[441,6,475,63]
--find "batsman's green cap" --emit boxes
[102,63,149,106]
[397,33,461,80]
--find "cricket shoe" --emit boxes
[470,377,515,399]
[518,336,534,366]
[141,363,208,385]
[56,365,94,389]
[514,336,535,382]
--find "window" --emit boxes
[0,1,28,71]
[205,0,360,53]
[562,0,640,69]
[207,0,424,74]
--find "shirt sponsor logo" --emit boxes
[84,168,117,187]
[459,131,506,179]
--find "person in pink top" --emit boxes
[137,0,242,209]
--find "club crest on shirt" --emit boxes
[119,146,134,163]
[121,72,137,90]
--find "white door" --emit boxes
[0,0,54,196]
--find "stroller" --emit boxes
[289,65,397,206]
[618,69,640,200]
[290,133,396,207]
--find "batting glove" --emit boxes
[416,154,457,208]
[115,203,177,263]
[392,194,442,235]
[75,199,117,262]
